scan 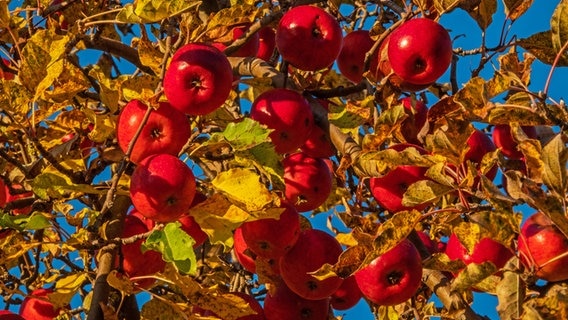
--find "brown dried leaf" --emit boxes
[518,31,568,66]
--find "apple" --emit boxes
[355,239,423,306]
[0,310,24,320]
[492,124,537,159]
[462,129,498,182]
[117,100,190,164]
[276,5,342,71]
[330,275,362,310]
[130,153,196,223]
[368,144,429,213]
[279,229,343,300]
[387,18,453,85]
[399,98,428,145]
[19,288,66,320]
[241,201,301,259]
[0,58,14,80]
[234,226,259,273]
[250,89,314,154]
[61,127,96,159]
[256,27,276,61]
[445,233,513,272]
[163,43,233,115]
[211,24,260,57]
[283,152,333,212]
[337,30,375,83]
[416,230,439,255]
[264,283,330,320]
[299,124,335,159]
[5,184,33,215]
[119,214,166,289]
[0,179,7,208]
[518,212,568,282]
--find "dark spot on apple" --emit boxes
[387,270,403,285]
[166,196,178,206]
[190,76,202,88]
[259,241,270,250]
[150,127,162,139]
[307,280,319,291]
[413,57,427,74]
[280,131,289,140]
[304,117,310,127]
[301,308,313,318]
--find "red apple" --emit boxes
[369,144,429,213]
[234,226,258,273]
[250,89,314,154]
[241,201,301,259]
[0,179,7,208]
[264,283,330,320]
[337,30,375,83]
[117,100,190,164]
[445,233,513,272]
[283,152,333,212]
[211,24,260,57]
[518,212,568,282]
[330,275,362,310]
[163,43,233,115]
[355,239,423,306]
[19,288,66,320]
[387,18,453,85]
[492,124,537,159]
[256,27,276,61]
[462,129,498,182]
[0,310,24,320]
[279,229,343,300]
[300,125,335,159]
[130,154,196,223]
[276,5,342,71]
[119,214,166,289]
[416,230,439,255]
[0,58,15,80]
[400,98,428,145]
[5,184,33,215]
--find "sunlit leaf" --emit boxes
[311,244,373,280]
[451,261,497,292]
[107,270,136,295]
[143,222,197,275]
[467,0,497,30]
[32,172,107,200]
[423,252,467,273]
[137,29,164,76]
[88,65,123,113]
[551,0,568,56]
[518,31,568,66]
[191,292,256,320]
[433,0,461,14]
[201,4,262,41]
[50,273,89,307]
[329,95,374,131]
[120,74,160,105]
[0,211,51,231]
[541,134,568,196]
[374,210,422,256]
[116,0,200,23]
[212,168,279,212]
[503,0,533,20]
[354,146,434,177]
[141,298,186,320]
[402,179,453,207]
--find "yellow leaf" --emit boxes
[212,168,278,212]
[518,31,568,66]
[107,270,136,295]
[551,0,568,55]
[541,134,568,196]
[50,273,89,307]
[0,0,10,28]
[88,65,123,113]
[138,28,164,75]
[503,0,533,21]
[451,261,498,292]
[192,292,256,320]
[374,210,422,255]
[120,74,160,105]
[116,0,201,23]
[141,298,186,320]
[467,0,497,30]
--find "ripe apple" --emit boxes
[399,98,428,145]
[264,283,330,320]
[368,144,429,213]
[445,233,513,272]
[117,100,190,164]
[211,24,260,57]
[330,275,362,310]
[492,124,537,159]
[234,226,258,273]
[0,310,24,320]
[256,27,276,61]
[0,58,15,80]
[5,184,33,215]
[276,5,343,71]
[179,192,209,247]
[283,152,333,212]
[250,89,314,154]
[462,129,498,182]
[61,128,96,159]
[19,288,66,320]
[337,30,375,83]
[163,43,233,115]
[355,239,423,306]
[387,18,453,85]
[279,229,343,300]
[0,179,7,208]
[130,154,196,223]
[416,230,439,255]
[300,124,335,159]
[119,215,166,289]
[518,212,568,282]
[241,201,301,259]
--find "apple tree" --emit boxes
[0,0,567,319]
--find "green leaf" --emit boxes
[502,0,533,21]
[211,118,273,151]
[551,0,568,56]
[518,31,568,66]
[402,179,453,207]
[116,0,201,24]
[541,134,568,196]
[0,212,51,231]
[32,172,107,200]
[142,222,197,275]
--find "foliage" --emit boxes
[0,0,567,319]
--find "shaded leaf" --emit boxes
[143,222,197,275]
[518,31,568,66]
[468,0,497,30]
[107,270,136,295]
[137,29,164,75]
[423,252,467,273]
[354,146,435,177]
[192,292,256,320]
[451,261,497,292]
[32,172,107,200]
[541,134,568,196]
[497,257,524,319]
[433,0,461,13]
[0,212,51,231]
[141,298,186,320]
[503,0,533,20]
[373,210,422,256]
[311,244,373,280]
